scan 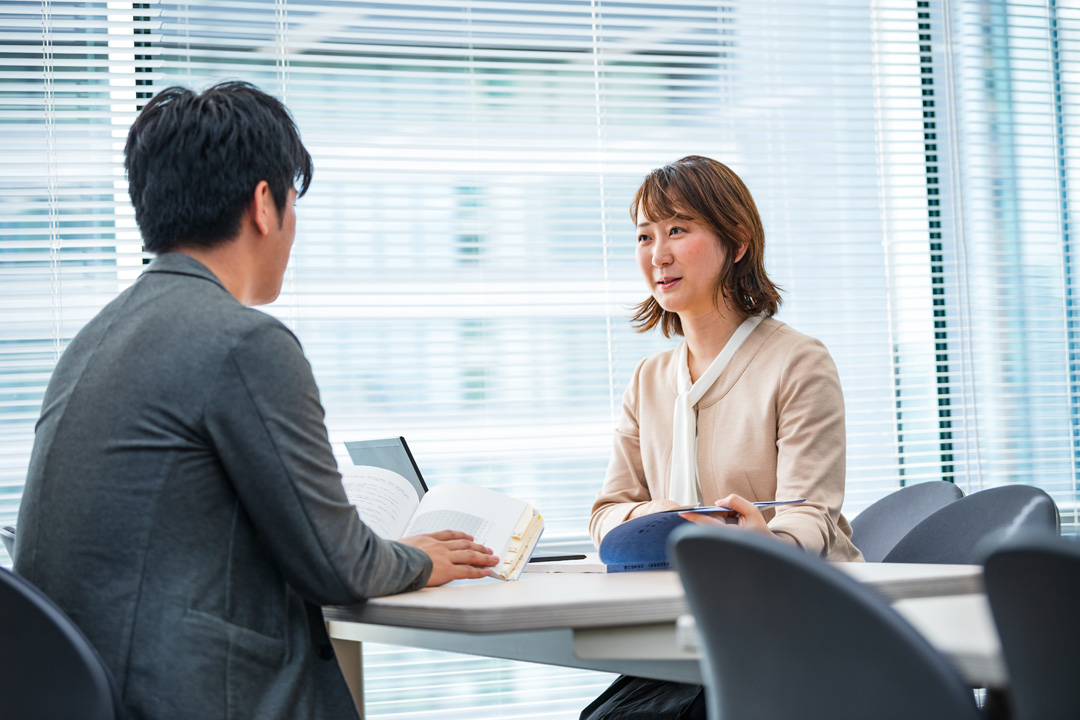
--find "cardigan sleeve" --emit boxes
[589,358,654,547]
[765,337,852,557]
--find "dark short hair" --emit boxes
[124,81,313,254]
[630,155,782,337]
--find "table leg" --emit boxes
[331,633,365,719]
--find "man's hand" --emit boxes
[679,494,773,536]
[628,498,683,519]
[398,530,500,587]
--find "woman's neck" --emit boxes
[682,307,748,383]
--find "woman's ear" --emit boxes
[733,226,750,263]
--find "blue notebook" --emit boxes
[597,500,806,572]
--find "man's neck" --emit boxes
[174,241,255,305]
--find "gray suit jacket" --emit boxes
[15,253,432,719]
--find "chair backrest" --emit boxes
[671,526,982,720]
[984,534,1080,720]
[883,485,1059,564]
[0,566,119,720]
[0,525,14,558]
[850,481,964,562]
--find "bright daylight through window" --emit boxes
[2,1,1078,717]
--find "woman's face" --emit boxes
[635,206,744,322]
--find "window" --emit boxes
[2,1,1077,717]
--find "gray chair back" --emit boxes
[0,566,122,720]
[671,526,982,720]
[984,533,1080,720]
[883,485,1059,564]
[0,525,13,558]
[850,481,964,561]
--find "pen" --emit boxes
[676,499,807,514]
[528,554,588,563]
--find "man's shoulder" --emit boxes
[64,266,301,386]
[134,262,295,343]
[180,298,302,370]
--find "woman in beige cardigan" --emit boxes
[582,157,862,720]
[590,155,862,562]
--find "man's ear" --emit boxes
[251,180,274,237]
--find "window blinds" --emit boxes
[1,1,159,559]
[939,0,1080,520]
[3,0,1079,716]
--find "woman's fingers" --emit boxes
[678,511,727,526]
[718,494,772,534]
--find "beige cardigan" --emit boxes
[590,317,863,562]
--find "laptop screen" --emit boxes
[343,436,429,498]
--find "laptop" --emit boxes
[343,436,429,499]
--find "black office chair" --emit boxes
[850,481,964,561]
[1,525,14,558]
[670,526,982,720]
[882,485,1059,564]
[0,566,122,720]
[983,533,1080,720]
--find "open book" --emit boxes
[528,500,805,573]
[340,446,543,581]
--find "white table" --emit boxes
[324,563,998,717]
[672,593,1004,688]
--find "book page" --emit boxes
[341,465,421,540]
[403,483,525,556]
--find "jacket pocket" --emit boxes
[182,608,286,661]
[183,608,289,719]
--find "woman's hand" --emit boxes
[679,494,772,536]
[629,498,684,519]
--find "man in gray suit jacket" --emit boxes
[14,81,498,719]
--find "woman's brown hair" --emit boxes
[630,155,782,337]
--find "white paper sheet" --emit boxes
[341,465,421,540]
[404,483,526,555]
